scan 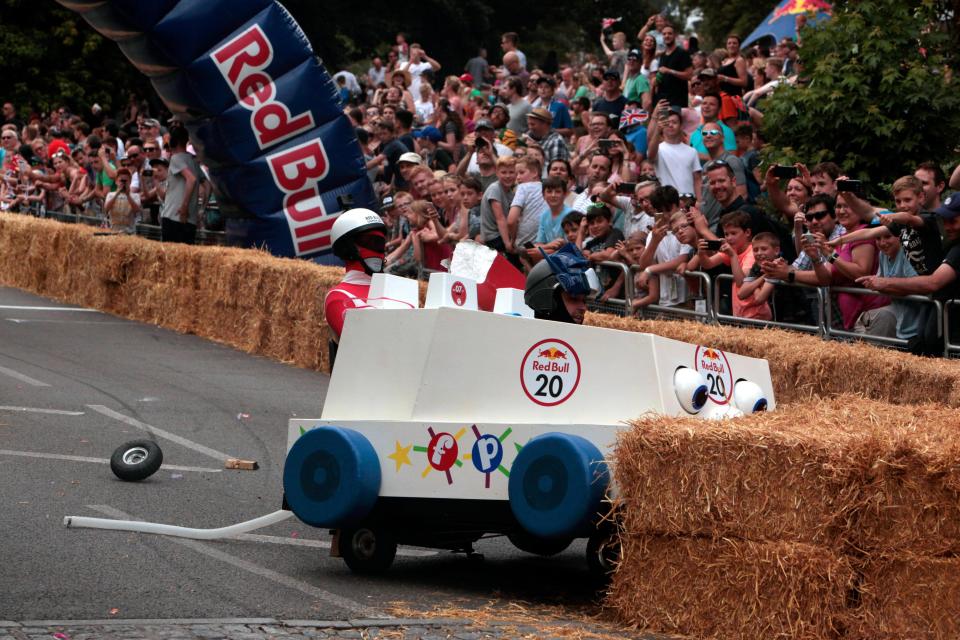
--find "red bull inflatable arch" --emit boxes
[57,0,379,265]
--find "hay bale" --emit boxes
[851,555,960,639]
[607,535,853,640]
[587,314,960,407]
[614,397,960,555]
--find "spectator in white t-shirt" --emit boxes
[401,44,441,98]
[647,100,701,201]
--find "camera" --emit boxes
[475,137,488,149]
[801,232,816,244]
[772,165,798,180]
[836,179,863,195]
[142,169,153,177]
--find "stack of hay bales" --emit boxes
[609,397,960,639]
[0,216,343,371]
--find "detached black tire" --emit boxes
[586,521,622,583]
[110,440,163,481]
[508,531,573,556]
[339,525,397,575]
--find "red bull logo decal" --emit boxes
[213,25,333,257]
[694,346,734,405]
[521,339,581,406]
[770,0,832,23]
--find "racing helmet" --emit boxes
[524,243,602,321]
[331,208,387,260]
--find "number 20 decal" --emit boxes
[521,339,581,406]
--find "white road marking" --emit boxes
[87,405,233,462]
[0,365,50,387]
[0,406,84,416]
[0,449,222,473]
[233,533,437,557]
[0,305,99,312]
[7,319,128,325]
[87,505,388,619]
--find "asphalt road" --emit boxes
[0,286,598,625]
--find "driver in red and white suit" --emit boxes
[324,208,388,341]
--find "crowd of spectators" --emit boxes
[336,20,960,355]
[1,99,211,244]
[4,15,960,353]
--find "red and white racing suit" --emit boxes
[324,270,373,340]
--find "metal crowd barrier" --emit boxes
[587,261,632,316]
[6,207,226,245]
[712,273,825,335]
[632,267,714,323]
[945,301,960,357]
[824,286,943,350]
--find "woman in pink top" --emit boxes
[826,196,889,329]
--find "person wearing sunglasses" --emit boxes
[325,208,389,341]
[698,122,747,230]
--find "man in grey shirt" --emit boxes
[499,77,531,135]
[160,126,207,244]
[698,121,746,229]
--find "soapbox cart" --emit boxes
[281,276,775,577]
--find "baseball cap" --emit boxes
[474,118,495,131]
[603,69,620,81]
[627,49,641,60]
[527,107,553,124]
[413,126,443,143]
[935,193,960,220]
[398,151,423,165]
[698,68,718,78]
[459,73,474,84]
[536,76,556,87]
[381,195,397,210]
[142,118,160,128]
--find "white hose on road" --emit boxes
[63,509,293,540]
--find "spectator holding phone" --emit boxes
[104,168,141,234]
[697,211,772,320]
[632,187,690,308]
[647,101,701,202]
[830,176,943,277]
[582,202,626,300]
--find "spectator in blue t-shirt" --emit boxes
[534,176,573,247]
[535,77,572,138]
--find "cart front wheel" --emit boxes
[338,525,397,575]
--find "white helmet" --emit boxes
[330,208,386,259]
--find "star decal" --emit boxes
[387,441,413,472]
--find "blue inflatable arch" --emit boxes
[57,0,378,264]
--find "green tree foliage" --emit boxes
[681,0,776,50]
[0,0,152,116]
[761,1,960,195]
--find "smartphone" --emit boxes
[772,165,798,180]
[616,182,636,195]
[705,240,723,251]
[475,136,488,149]
[801,232,816,244]
[836,179,863,195]
[523,241,535,250]
[598,139,615,152]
